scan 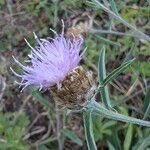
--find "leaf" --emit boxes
[98,46,112,109]
[30,87,51,110]
[83,110,97,150]
[61,129,83,146]
[101,58,135,87]
[88,0,150,41]
[86,100,150,127]
[108,128,121,150]
[123,124,133,150]
[107,141,116,150]
[132,135,150,150]
[95,35,121,46]
[92,116,116,141]
[38,145,49,150]
[122,40,138,64]
[109,0,119,15]
[39,1,53,22]
[101,120,116,130]
[16,114,29,128]
[143,87,150,120]
[0,41,7,52]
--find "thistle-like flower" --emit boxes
[11,22,83,90]
[12,21,95,106]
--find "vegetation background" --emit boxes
[0,0,149,149]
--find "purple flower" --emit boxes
[11,21,84,91]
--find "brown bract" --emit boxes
[50,66,96,107]
[66,27,88,40]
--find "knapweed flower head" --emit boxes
[11,21,84,91]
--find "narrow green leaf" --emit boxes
[0,41,7,52]
[39,1,53,23]
[109,0,119,15]
[83,110,97,150]
[30,87,51,109]
[143,88,150,120]
[107,141,116,150]
[101,59,135,87]
[123,124,133,150]
[122,40,138,64]
[88,0,150,41]
[98,46,111,109]
[86,100,150,127]
[61,129,83,146]
[96,35,121,46]
[98,47,106,83]
[132,135,150,150]
[38,145,49,150]
[101,120,116,130]
[108,128,121,150]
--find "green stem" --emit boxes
[91,0,150,41]
[85,100,150,127]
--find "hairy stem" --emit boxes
[85,99,150,127]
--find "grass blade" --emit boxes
[88,0,150,41]
[30,87,51,110]
[83,110,97,150]
[98,46,112,109]
[108,129,121,150]
[143,88,150,120]
[95,35,121,46]
[86,100,150,127]
[132,135,150,150]
[123,124,133,150]
[61,129,83,146]
[107,141,116,150]
[122,40,138,64]
[101,58,135,87]
[109,0,119,15]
